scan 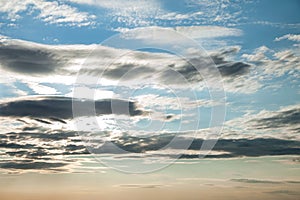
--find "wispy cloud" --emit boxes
[275,34,300,42]
[224,104,300,140]
[117,26,242,42]
[231,178,282,184]
[242,45,300,77]
[0,0,96,26]
[68,0,162,27]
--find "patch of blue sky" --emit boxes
[0,84,19,98]
[41,83,72,95]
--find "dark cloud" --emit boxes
[34,118,52,124]
[265,190,300,196]
[176,62,203,82]
[207,46,251,77]
[49,117,67,124]
[210,46,241,65]
[1,128,299,172]
[0,161,67,170]
[118,184,163,189]
[103,64,155,80]
[86,135,300,158]
[0,45,62,75]
[200,138,300,157]
[0,96,145,119]
[286,180,300,184]
[1,128,299,160]
[0,129,88,163]
[253,108,300,129]
[160,59,250,84]
[231,179,281,184]
[6,130,77,141]
[0,39,95,76]
[218,62,250,76]
[0,142,35,149]
[1,38,250,85]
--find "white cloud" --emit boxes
[242,46,300,77]
[251,21,300,29]
[184,0,244,25]
[119,25,242,39]
[68,0,161,11]
[66,86,115,100]
[175,26,242,39]
[134,94,224,111]
[241,46,272,62]
[274,50,296,61]
[0,0,96,26]
[67,0,246,28]
[67,0,162,27]
[117,26,242,46]
[223,75,262,95]
[26,82,59,95]
[157,11,204,21]
[275,34,300,42]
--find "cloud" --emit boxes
[157,11,204,21]
[117,26,242,44]
[68,0,162,27]
[251,106,300,129]
[274,50,296,61]
[0,0,96,26]
[68,0,247,28]
[242,46,300,77]
[0,42,63,74]
[1,123,299,173]
[0,142,35,149]
[0,37,97,78]
[217,62,250,76]
[275,34,300,42]
[0,36,253,94]
[0,96,145,119]
[84,133,300,158]
[266,190,300,196]
[252,21,300,29]
[68,0,161,13]
[2,129,300,161]
[34,118,52,125]
[117,184,163,189]
[0,161,67,170]
[231,179,281,184]
[174,26,243,39]
[25,82,59,95]
[241,46,272,63]
[224,104,300,140]
[0,126,89,172]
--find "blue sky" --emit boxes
[0,0,299,45]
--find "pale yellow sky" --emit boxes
[1,156,299,200]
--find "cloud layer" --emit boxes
[0,96,145,119]
[0,36,252,95]
[0,0,96,26]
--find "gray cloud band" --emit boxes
[0,96,144,119]
[0,37,251,82]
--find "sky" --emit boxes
[0,0,299,199]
